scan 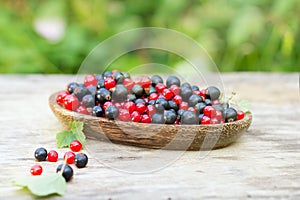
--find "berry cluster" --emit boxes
[31,140,88,182]
[56,70,245,125]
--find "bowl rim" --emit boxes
[49,91,252,128]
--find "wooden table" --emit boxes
[1,73,299,199]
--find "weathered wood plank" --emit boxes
[0,73,299,200]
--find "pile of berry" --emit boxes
[31,140,88,182]
[56,70,244,125]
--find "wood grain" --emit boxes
[0,73,299,200]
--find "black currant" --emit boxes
[34,147,47,162]
[73,86,90,101]
[180,111,199,125]
[154,103,165,114]
[127,94,136,102]
[131,84,144,98]
[87,86,97,96]
[194,102,206,114]
[181,82,192,89]
[92,106,104,117]
[145,85,157,96]
[96,79,105,89]
[213,103,224,112]
[135,98,146,105]
[180,87,193,101]
[166,76,181,88]
[82,94,95,108]
[224,108,237,122]
[74,153,88,168]
[204,99,212,106]
[105,105,119,119]
[221,102,229,110]
[113,72,125,83]
[96,88,111,104]
[191,85,199,91]
[164,110,177,124]
[151,75,163,86]
[95,74,103,81]
[103,71,112,79]
[67,82,79,94]
[121,72,130,79]
[148,100,156,105]
[188,94,203,107]
[206,86,221,100]
[155,98,169,109]
[56,164,73,182]
[168,100,178,111]
[151,113,165,124]
[112,84,128,102]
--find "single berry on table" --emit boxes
[74,153,88,168]
[64,151,75,164]
[34,147,47,162]
[47,150,58,162]
[56,164,74,182]
[70,140,82,152]
[30,164,43,176]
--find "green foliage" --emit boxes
[13,174,66,197]
[56,121,86,148]
[0,0,299,73]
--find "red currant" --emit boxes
[123,101,135,114]
[76,105,89,115]
[135,76,151,88]
[64,94,80,111]
[237,110,245,120]
[135,102,147,114]
[70,140,82,152]
[200,89,206,99]
[147,105,156,116]
[155,83,166,93]
[56,91,69,105]
[84,74,98,87]
[188,107,196,113]
[173,95,183,105]
[179,102,189,110]
[103,101,113,111]
[203,106,217,118]
[169,85,180,95]
[193,90,201,96]
[64,151,76,164]
[162,89,174,100]
[114,102,122,110]
[123,78,135,91]
[201,116,211,124]
[149,93,159,101]
[210,117,219,124]
[131,111,141,122]
[30,164,43,176]
[140,114,151,123]
[47,150,58,162]
[104,77,116,89]
[215,111,224,122]
[118,109,131,121]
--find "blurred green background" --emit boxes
[0,0,299,74]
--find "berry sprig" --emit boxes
[56,70,249,125]
[14,140,88,197]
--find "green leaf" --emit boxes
[70,121,86,148]
[238,100,251,113]
[56,121,86,148]
[13,174,66,197]
[56,130,76,148]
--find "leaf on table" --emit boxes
[13,174,66,197]
[56,121,86,148]
[56,130,76,148]
[70,121,86,148]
